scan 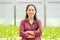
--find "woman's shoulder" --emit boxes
[37,19,42,21]
[37,19,42,23]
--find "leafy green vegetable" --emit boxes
[0,24,60,40]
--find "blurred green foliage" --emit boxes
[42,26,60,39]
[0,24,60,39]
[0,24,19,38]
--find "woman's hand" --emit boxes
[25,31,35,38]
[27,35,35,38]
[25,31,35,36]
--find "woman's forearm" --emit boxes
[27,35,35,38]
[25,31,35,36]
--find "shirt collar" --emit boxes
[25,18,35,24]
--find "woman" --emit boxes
[19,4,42,40]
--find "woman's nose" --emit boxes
[30,11,33,13]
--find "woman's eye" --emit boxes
[28,9,35,11]
[32,9,34,11]
[28,9,31,11]
[29,9,31,11]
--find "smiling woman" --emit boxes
[19,4,42,40]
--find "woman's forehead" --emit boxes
[28,6,35,9]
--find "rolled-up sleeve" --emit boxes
[34,20,42,37]
[19,20,28,39]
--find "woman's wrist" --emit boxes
[25,31,35,36]
[27,35,35,38]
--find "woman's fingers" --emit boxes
[25,31,35,35]
[25,31,31,33]
[28,35,35,38]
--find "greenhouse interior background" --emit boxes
[0,0,60,40]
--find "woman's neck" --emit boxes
[28,17,34,21]
[28,17,34,24]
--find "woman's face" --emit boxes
[27,6,36,18]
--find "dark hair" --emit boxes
[25,4,38,30]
